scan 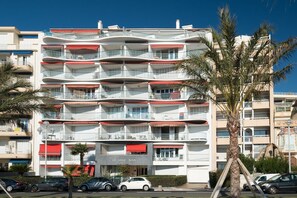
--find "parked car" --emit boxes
[31,177,68,192]
[79,177,117,191]
[118,177,151,191]
[1,178,28,192]
[243,173,279,191]
[259,173,297,194]
[0,179,6,191]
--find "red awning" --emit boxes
[150,101,185,105]
[64,102,98,105]
[126,144,147,153]
[53,104,62,108]
[100,122,125,126]
[150,121,186,127]
[66,84,99,88]
[39,144,61,156]
[42,45,63,49]
[51,29,100,33]
[150,44,184,49]
[41,84,62,88]
[65,62,95,65]
[66,45,99,51]
[41,165,61,168]
[64,121,98,125]
[41,62,64,65]
[150,61,179,64]
[149,81,182,85]
[153,145,184,149]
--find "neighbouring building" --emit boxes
[214,35,275,169]
[0,27,42,171]
[36,20,213,182]
[274,92,297,166]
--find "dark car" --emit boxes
[1,178,27,192]
[0,179,6,191]
[31,177,68,192]
[259,173,297,194]
[79,177,117,191]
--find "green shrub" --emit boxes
[9,164,30,176]
[255,157,288,173]
[239,153,255,174]
[145,175,187,187]
[208,170,230,188]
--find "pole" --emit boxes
[287,120,291,173]
[44,121,49,181]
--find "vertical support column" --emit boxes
[95,143,101,177]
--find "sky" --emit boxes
[1,0,296,92]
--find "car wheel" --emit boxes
[31,185,38,192]
[57,186,64,192]
[105,185,112,191]
[6,186,13,192]
[268,186,278,194]
[80,185,87,192]
[143,185,149,191]
[121,185,127,191]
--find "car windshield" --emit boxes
[268,175,280,181]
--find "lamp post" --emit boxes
[286,119,292,173]
[43,121,49,180]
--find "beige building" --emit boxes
[274,92,297,166]
[214,35,275,170]
[0,27,42,170]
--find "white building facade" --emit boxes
[36,21,213,182]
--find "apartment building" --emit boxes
[274,92,297,165]
[36,21,213,182]
[0,27,42,171]
[214,36,275,169]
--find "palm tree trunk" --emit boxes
[227,116,240,198]
[68,176,73,198]
[80,154,84,175]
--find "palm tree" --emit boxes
[0,62,49,121]
[70,143,89,172]
[177,6,297,197]
[61,165,76,198]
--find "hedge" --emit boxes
[145,175,187,187]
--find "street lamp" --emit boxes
[286,119,292,173]
[43,121,49,180]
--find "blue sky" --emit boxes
[1,0,296,92]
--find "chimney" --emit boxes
[98,20,103,29]
[176,19,180,29]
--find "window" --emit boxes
[254,128,269,136]
[217,130,229,137]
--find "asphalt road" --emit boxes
[1,190,297,198]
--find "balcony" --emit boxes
[243,118,270,127]
[0,123,32,137]
[252,101,270,109]
[0,142,31,159]
[13,64,33,73]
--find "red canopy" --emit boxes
[126,144,147,153]
[39,144,61,156]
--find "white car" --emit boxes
[118,177,151,191]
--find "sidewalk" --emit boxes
[154,183,209,191]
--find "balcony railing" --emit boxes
[43,49,204,61]
[45,31,207,41]
[42,131,207,141]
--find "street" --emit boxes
[1,190,297,198]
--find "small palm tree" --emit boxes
[177,6,297,197]
[61,165,76,198]
[70,143,89,172]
